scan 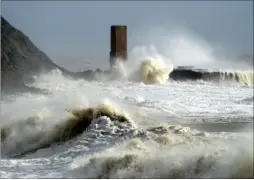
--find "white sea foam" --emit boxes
[69,129,253,178]
[1,27,253,178]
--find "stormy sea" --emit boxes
[1,17,253,179]
[1,56,253,178]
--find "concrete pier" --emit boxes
[110,25,127,67]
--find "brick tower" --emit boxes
[109,25,127,67]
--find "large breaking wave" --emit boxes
[1,101,135,157]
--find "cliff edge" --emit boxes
[1,17,74,94]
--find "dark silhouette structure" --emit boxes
[109,25,127,67]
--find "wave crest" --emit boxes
[1,103,135,157]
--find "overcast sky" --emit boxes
[2,1,253,71]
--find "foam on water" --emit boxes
[69,125,253,179]
[1,27,253,178]
[1,98,137,157]
[1,68,253,178]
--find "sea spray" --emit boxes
[200,70,254,86]
[106,57,173,84]
[1,101,135,157]
[129,26,253,71]
[60,102,133,141]
[234,71,253,86]
[129,57,173,84]
[69,128,253,179]
[1,41,253,178]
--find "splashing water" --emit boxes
[69,126,253,179]
[1,27,253,178]
[1,68,253,178]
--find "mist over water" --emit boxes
[101,28,253,86]
[1,27,253,178]
[104,27,253,86]
[128,26,253,71]
[107,56,173,85]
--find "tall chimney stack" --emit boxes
[110,25,127,67]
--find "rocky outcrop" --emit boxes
[1,17,74,94]
[1,17,109,95]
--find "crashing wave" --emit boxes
[202,71,254,86]
[129,57,174,84]
[105,57,173,84]
[60,103,132,141]
[1,103,135,157]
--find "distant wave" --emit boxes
[242,96,254,102]
[170,68,254,86]
[236,96,254,105]
[202,71,253,86]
